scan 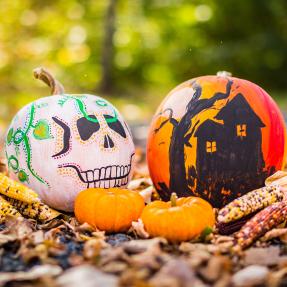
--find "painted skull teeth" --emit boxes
[59,154,134,189]
[83,164,131,188]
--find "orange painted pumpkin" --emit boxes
[147,72,287,208]
[74,188,145,233]
[141,194,215,242]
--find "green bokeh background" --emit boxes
[0,0,287,133]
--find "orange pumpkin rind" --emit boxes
[141,193,215,242]
[75,188,145,233]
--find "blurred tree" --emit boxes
[99,0,117,93]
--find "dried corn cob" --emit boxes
[235,201,287,249]
[217,185,284,224]
[3,195,61,222]
[217,211,256,235]
[0,195,22,223]
[0,173,40,204]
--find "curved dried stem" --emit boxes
[33,67,65,95]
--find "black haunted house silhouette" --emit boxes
[194,93,268,207]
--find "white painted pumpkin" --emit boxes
[5,68,135,211]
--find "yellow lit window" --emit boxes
[206,141,217,153]
[237,124,247,137]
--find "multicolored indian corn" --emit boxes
[0,173,61,223]
[0,173,40,204]
[3,195,61,222]
[0,195,22,223]
[235,201,287,249]
[217,185,284,224]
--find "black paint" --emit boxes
[194,94,267,207]
[104,134,115,148]
[59,153,134,189]
[104,115,127,138]
[52,117,71,158]
[77,115,100,141]
[168,80,233,199]
[155,79,273,208]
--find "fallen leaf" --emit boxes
[30,230,45,245]
[127,177,153,190]
[0,233,17,245]
[122,238,167,254]
[101,261,128,274]
[232,265,269,287]
[150,259,204,287]
[139,186,154,203]
[0,264,62,286]
[57,265,118,287]
[83,238,106,260]
[185,249,211,269]
[131,219,150,239]
[99,247,132,266]
[2,217,34,240]
[244,246,281,266]
[261,228,287,242]
[268,267,287,287]
[198,256,231,282]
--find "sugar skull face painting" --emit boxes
[5,68,135,211]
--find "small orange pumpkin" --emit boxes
[141,194,215,242]
[74,188,145,233]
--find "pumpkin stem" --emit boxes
[216,71,232,77]
[170,192,178,207]
[33,67,65,95]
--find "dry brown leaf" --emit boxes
[83,238,107,260]
[38,218,64,230]
[211,235,234,253]
[244,246,281,266]
[127,177,153,190]
[68,254,85,267]
[179,242,206,253]
[101,261,128,274]
[30,230,45,245]
[2,217,34,240]
[149,259,204,287]
[212,235,234,245]
[119,268,152,287]
[232,265,269,287]
[187,251,211,269]
[75,222,95,233]
[57,265,118,287]
[0,264,62,286]
[198,256,231,283]
[139,186,154,203]
[268,267,287,287]
[19,243,49,264]
[122,237,167,254]
[99,246,132,266]
[214,273,232,287]
[261,228,287,242]
[0,233,17,245]
[131,219,150,239]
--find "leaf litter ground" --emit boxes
[1,150,287,287]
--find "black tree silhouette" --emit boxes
[154,79,233,200]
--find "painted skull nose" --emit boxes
[104,134,114,148]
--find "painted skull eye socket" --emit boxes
[52,117,71,158]
[104,115,127,138]
[77,115,100,141]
